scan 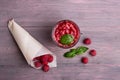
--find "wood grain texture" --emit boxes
[0,0,120,80]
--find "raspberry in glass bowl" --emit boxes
[52,20,80,48]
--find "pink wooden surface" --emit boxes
[0,0,120,80]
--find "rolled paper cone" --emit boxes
[8,19,57,69]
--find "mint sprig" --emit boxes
[63,46,88,58]
[64,51,76,58]
[76,46,88,55]
[60,34,74,45]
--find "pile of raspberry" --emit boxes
[33,54,53,72]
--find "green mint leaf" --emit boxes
[76,46,88,55]
[64,51,76,58]
[70,49,77,53]
[60,34,74,45]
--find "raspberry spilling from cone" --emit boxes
[33,54,54,72]
[40,55,49,65]
[42,64,50,72]
[47,54,53,62]
[34,61,42,68]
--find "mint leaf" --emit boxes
[60,34,74,45]
[63,46,88,58]
[70,49,77,53]
[76,46,88,55]
[64,51,76,58]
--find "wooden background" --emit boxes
[0,0,120,80]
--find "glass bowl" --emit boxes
[52,20,80,48]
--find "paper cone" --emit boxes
[8,19,57,69]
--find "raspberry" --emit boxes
[41,61,48,65]
[40,54,50,65]
[33,56,41,61]
[81,57,88,64]
[89,49,96,56]
[34,61,41,68]
[42,64,50,72]
[40,55,49,62]
[47,54,53,63]
[83,38,91,45]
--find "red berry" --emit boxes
[42,64,50,72]
[40,54,51,65]
[83,38,91,45]
[89,49,96,56]
[33,56,41,61]
[81,57,88,64]
[47,54,54,63]
[34,61,41,68]
[41,61,48,65]
[40,55,48,62]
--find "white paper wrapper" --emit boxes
[8,19,57,69]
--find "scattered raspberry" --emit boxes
[83,38,91,45]
[47,54,53,62]
[81,57,88,64]
[34,61,41,68]
[42,64,50,72]
[89,49,96,56]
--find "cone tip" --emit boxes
[8,18,15,29]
